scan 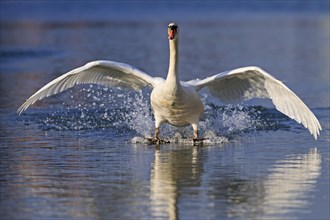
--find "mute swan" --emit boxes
[17,22,322,141]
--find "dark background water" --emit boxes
[1,1,329,220]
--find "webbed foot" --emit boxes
[193,137,208,145]
[145,138,170,145]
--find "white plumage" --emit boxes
[18,22,321,140]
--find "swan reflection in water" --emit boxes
[149,147,321,219]
[150,146,203,220]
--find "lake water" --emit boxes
[1,2,329,220]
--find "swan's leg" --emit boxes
[192,123,199,140]
[192,123,206,145]
[153,119,162,141]
[154,127,160,140]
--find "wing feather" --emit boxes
[17,60,158,114]
[187,66,322,139]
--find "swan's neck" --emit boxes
[166,39,180,88]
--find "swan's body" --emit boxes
[17,23,322,140]
[151,80,204,136]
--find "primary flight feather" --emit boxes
[18,22,322,141]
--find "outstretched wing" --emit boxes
[17,60,158,114]
[187,66,322,140]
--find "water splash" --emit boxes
[32,85,285,142]
[41,85,153,136]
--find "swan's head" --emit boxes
[168,23,178,40]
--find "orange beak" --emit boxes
[168,28,177,40]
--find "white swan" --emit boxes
[17,23,322,141]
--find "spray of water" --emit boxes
[38,85,278,143]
